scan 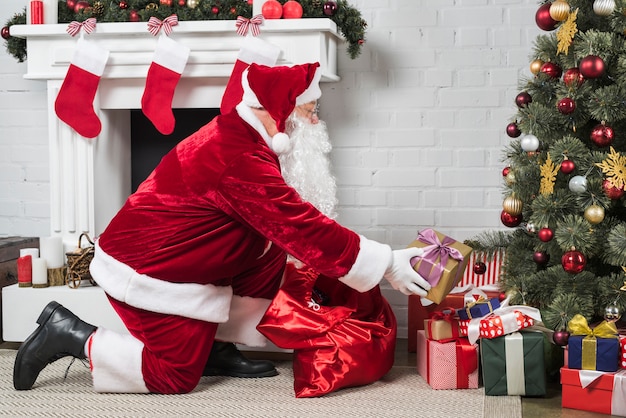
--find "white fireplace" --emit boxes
[3,18,341,342]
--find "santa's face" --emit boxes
[280,109,338,219]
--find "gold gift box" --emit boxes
[407,229,473,304]
[424,318,461,341]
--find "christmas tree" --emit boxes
[466,0,626,340]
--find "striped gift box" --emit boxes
[457,249,504,288]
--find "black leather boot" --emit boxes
[13,301,97,390]
[203,342,278,378]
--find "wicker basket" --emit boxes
[65,233,97,289]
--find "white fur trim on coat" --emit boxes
[215,295,272,347]
[338,235,392,292]
[90,243,233,324]
[90,328,149,393]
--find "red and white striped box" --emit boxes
[620,336,626,369]
[457,249,504,288]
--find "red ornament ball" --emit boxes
[473,261,487,275]
[178,0,186,6]
[515,92,532,108]
[603,179,625,200]
[506,122,521,138]
[498,292,507,302]
[67,0,77,10]
[540,62,562,79]
[323,1,338,16]
[230,7,237,14]
[159,0,173,6]
[535,3,558,31]
[211,6,220,14]
[533,251,550,265]
[553,330,570,346]
[1,26,9,41]
[129,10,140,22]
[590,123,614,147]
[560,159,575,174]
[580,55,606,79]
[262,0,283,19]
[562,250,586,274]
[502,166,511,177]
[501,210,523,228]
[283,0,303,18]
[563,67,584,87]
[557,97,576,114]
[74,0,90,13]
[537,227,554,242]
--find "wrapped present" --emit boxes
[424,308,460,341]
[481,331,546,396]
[561,367,626,416]
[416,330,479,389]
[456,295,500,320]
[407,229,472,304]
[567,314,620,372]
[457,249,504,288]
[407,286,501,352]
[621,336,626,369]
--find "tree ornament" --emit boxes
[520,134,540,152]
[540,153,560,195]
[553,329,570,346]
[211,6,220,14]
[563,67,584,87]
[590,123,614,147]
[580,55,606,79]
[505,171,516,185]
[550,0,570,21]
[283,1,304,18]
[602,179,625,200]
[604,303,621,322]
[323,1,338,16]
[584,204,605,224]
[160,0,173,6]
[535,3,558,31]
[262,0,283,19]
[596,147,626,190]
[533,251,550,265]
[473,261,487,275]
[526,222,536,233]
[593,0,616,16]
[178,0,186,6]
[557,97,576,114]
[187,0,199,8]
[67,0,77,10]
[1,26,9,41]
[129,10,140,21]
[503,195,523,215]
[569,175,587,193]
[556,8,578,55]
[562,249,586,274]
[499,292,507,302]
[530,59,544,75]
[540,62,562,79]
[74,1,90,13]
[502,166,510,177]
[501,210,523,227]
[538,227,554,242]
[515,91,532,108]
[506,122,521,138]
[560,158,575,174]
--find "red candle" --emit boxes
[30,1,44,24]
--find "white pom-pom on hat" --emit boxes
[271,132,292,154]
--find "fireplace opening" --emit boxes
[130,108,220,192]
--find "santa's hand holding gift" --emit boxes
[13,45,430,394]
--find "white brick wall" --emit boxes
[0,0,542,336]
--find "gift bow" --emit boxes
[568,314,618,339]
[463,296,496,320]
[430,307,457,321]
[236,15,264,37]
[411,229,464,287]
[66,18,97,37]
[147,15,179,36]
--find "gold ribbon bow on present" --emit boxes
[568,314,618,370]
[463,296,495,320]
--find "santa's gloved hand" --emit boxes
[383,247,431,296]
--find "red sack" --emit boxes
[257,263,397,398]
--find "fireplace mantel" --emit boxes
[10,19,342,247]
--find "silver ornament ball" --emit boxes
[520,134,540,152]
[593,0,616,16]
[604,304,621,322]
[569,175,588,193]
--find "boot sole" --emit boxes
[13,301,63,390]
[203,368,279,378]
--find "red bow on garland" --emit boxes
[147,15,179,36]
[66,18,97,37]
[235,14,264,37]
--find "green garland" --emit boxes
[4,0,366,63]
[3,8,27,63]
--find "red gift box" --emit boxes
[479,310,535,338]
[621,336,626,369]
[561,367,626,416]
[416,330,478,390]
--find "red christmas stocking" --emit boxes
[54,38,109,138]
[220,36,281,115]
[141,35,190,135]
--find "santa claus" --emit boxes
[13,58,429,394]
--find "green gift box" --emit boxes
[481,331,546,396]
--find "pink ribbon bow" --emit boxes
[66,18,97,37]
[235,15,264,37]
[411,229,464,287]
[147,15,179,36]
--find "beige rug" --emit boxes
[0,350,520,417]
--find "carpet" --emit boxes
[0,350,520,417]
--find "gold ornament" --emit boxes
[530,59,544,75]
[557,8,578,55]
[146,3,159,11]
[505,171,516,185]
[503,195,523,215]
[593,0,616,16]
[596,147,626,189]
[584,204,605,224]
[550,0,570,21]
[540,153,560,195]
[187,0,199,8]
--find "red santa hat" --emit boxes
[241,62,322,154]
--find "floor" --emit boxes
[0,339,613,417]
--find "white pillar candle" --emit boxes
[39,236,65,268]
[32,257,48,288]
[42,0,58,25]
[19,248,39,259]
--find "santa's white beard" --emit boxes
[280,113,338,219]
